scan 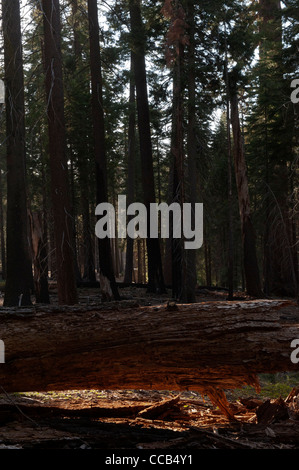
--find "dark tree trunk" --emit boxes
[226,96,234,300]
[0,168,6,280]
[29,211,50,304]
[228,71,263,298]
[2,0,33,306]
[129,0,166,294]
[163,0,192,301]
[163,167,174,287]
[81,189,96,282]
[88,0,120,300]
[72,0,95,283]
[204,235,212,288]
[42,0,78,305]
[185,0,198,303]
[124,55,136,284]
[171,41,184,301]
[69,154,82,283]
[224,25,234,300]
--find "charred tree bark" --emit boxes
[29,211,50,304]
[2,0,33,306]
[0,300,298,397]
[0,168,6,280]
[42,0,78,305]
[228,70,263,298]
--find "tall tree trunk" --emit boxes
[228,70,263,298]
[2,0,33,306]
[69,153,82,282]
[137,238,143,283]
[163,167,173,287]
[224,23,234,300]
[204,234,212,287]
[81,188,96,282]
[226,99,234,299]
[184,0,198,302]
[163,0,192,301]
[72,0,95,283]
[290,173,299,295]
[29,211,50,304]
[124,54,136,284]
[171,33,184,301]
[129,0,166,294]
[42,0,78,305]
[88,0,120,300]
[29,146,50,304]
[0,168,6,280]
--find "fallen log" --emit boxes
[0,300,299,408]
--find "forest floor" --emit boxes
[1,285,299,450]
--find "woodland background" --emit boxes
[0,0,298,307]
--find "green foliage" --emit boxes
[231,373,299,400]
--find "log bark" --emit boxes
[0,300,298,398]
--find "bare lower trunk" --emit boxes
[0,169,6,280]
[29,211,50,304]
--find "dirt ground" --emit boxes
[0,285,299,450]
[1,387,299,450]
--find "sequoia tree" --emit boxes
[228,69,263,298]
[124,54,137,284]
[163,0,186,300]
[88,0,120,300]
[185,0,198,302]
[70,0,96,283]
[2,0,33,306]
[42,0,78,305]
[129,0,166,294]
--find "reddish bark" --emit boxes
[42,0,78,305]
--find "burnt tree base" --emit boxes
[0,299,299,418]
